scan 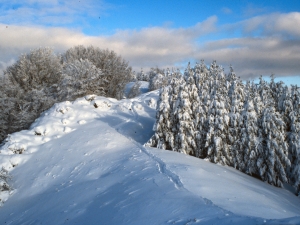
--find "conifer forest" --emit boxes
[147,61,300,192]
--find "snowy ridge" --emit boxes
[0,89,300,224]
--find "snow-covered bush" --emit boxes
[147,61,300,190]
[0,168,11,190]
[0,48,62,143]
[60,58,105,101]
[62,45,132,100]
[5,47,63,92]
[0,167,12,205]
[0,46,133,144]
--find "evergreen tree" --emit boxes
[174,84,196,155]
[148,67,183,91]
[137,68,149,81]
[229,81,243,170]
[204,90,231,165]
[257,107,290,187]
[147,87,174,150]
[238,98,259,174]
[288,85,300,193]
[288,110,300,193]
[168,77,185,148]
[189,82,205,158]
[128,81,141,98]
[193,67,210,158]
[148,61,298,189]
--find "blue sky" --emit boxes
[0,0,300,85]
[91,0,299,33]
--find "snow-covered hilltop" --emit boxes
[0,90,300,224]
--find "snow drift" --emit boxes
[0,89,300,224]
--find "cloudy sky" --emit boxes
[0,0,300,85]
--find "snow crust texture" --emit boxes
[0,90,300,224]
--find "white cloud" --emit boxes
[0,12,300,80]
[222,7,232,15]
[0,0,107,27]
[240,12,300,37]
[196,37,300,79]
[242,4,268,17]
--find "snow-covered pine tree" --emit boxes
[274,81,286,113]
[269,74,278,103]
[227,70,247,170]
[291,85,300,110]
[188,80,206,157]
[128,81,141,98]
[149,72,164,91]
[147,87,174,149]
[257,76,275,107]
[257,106,290,187]
[194,60,209,91]
[228,81,243,170]
[168,77,185,150]
[148,67,164,91]
[238,98,259,174]
[288,110,300,194]
[249,86,262,119]
[148,67,183,91]
[147,61,298,189]
[257,77,290,186]
[288,85,300,194]
[204,82,231,165]
[184,62,195,85]
[210,63,231,165]
[137,68,149,81]
[173,84,196,155]
[197,98,209,158]
[192,63,211,158]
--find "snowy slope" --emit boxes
[0,89,300,225]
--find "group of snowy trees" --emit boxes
[126,67,182,99]
[133,67,182,91]
[147,61,300,193]
[0,46,132,144]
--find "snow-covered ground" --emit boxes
[0,87,300,224]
